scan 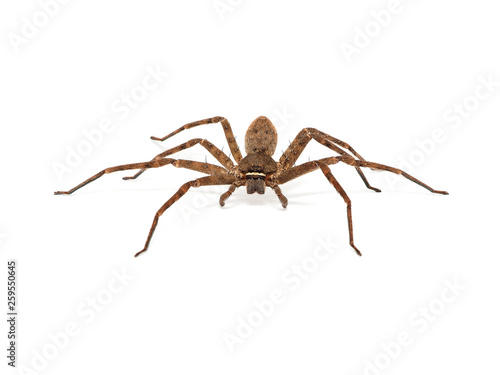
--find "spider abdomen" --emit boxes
[245,116,278,156]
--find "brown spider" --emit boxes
[55,116,448,257]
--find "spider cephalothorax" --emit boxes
[55,115,448,257]
[239,152,277,194]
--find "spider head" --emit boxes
[245,116,278,156]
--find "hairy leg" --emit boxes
[170,159,228,175]
[135,173,234,257]
[339,156,448,195]
[315,161,362,256]
[54,158,176,195]
[279,128,380,192]
[54,158,227,195]
[275,156,341,184]
[151,116,243,162]
[266,156,344,209]
[124,138,233,180]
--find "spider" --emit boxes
[55,116,448,257]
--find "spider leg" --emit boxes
[339,156,449,195]
[355,168,381,193]
[275,156,342,184]
[123,138,233,180]
[314,161,362,256]
[268,156,343,208]
[151,116,243,162]
[279,128,381,192]
[169,159,228,175]
[54,158,226,195]
[135,173,235,257]
[54,158,176,195]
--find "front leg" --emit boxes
[54,158,175,195]
[279,128,381,192]
[340,157,448,195]
[275,156,341,184]
[123,138,233,180]
[267,157,342,209]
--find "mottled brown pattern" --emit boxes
[55,115,448,257]
[245,116,278,156]
[124,138,233,180]
[151,116,242,162]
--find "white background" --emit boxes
[1,1,499,374]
